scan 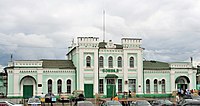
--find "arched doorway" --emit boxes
[175,76,190,90]
[20,76,37,98]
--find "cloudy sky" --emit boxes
[0,0,200,66]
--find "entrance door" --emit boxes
[177,84,188,90]
[107,84,116,98]
[23,85,33,99]
[106,79,116,98]
[84,84,93,98]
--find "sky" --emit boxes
[0,0,200,66]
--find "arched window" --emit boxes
[108,56,113,68]
[48,79,52,93]
[146,79,150,93]
[154,79,158,93]
[99,56,104,68]
[161,79,165,93]
[86,56,91,67]
[67,79,71,93]
[57,79,62,94]
[118,57,122,68]
[130,57,134,68]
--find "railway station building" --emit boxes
[3,37,197,98]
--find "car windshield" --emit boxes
[28,98,41,104]
[137,101,151,105]
[7,101,15,105]
[191,95,200,99]
[77,101,93,106]
[107,101,122,106]
[78,103,93,106]
[160,100,172,104]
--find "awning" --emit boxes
[105,74,118,78]
[175,76,190,83]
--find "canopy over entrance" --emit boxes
[175,76,190,83]
[105,74,118,78]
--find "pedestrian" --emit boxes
[40,93,45,106]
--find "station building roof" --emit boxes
[143,60,170,70]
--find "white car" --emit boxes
[0,101,23,106]
[77,101,94,106]
[28,98,41,106]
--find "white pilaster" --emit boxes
[137,50,143,94]
[123,50,128,92]
[188,70,193,89]
[94,49,98,94]
[79,50,84,90]
[170,70,175,92]
[37,70,43,95]
[13,70,19,96]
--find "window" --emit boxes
[67,79,71,93]
[108,56,113,68]
[118,57,122,68]
[128,79,136,93]
[57,79,62,94]
[118,79,122,93]
[99,79,104,93]
[48,79,52,93]
[99,56,104,68]
[161,79,165,93]
[86,56,91,67]
[146,79,150,93]
[154,79,158,93]
[107,79,115,84]
[130,57,134,68]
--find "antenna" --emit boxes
[103,10,106,42]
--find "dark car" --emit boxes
[132,100,152,106]
[152,99,174,106]
[45,93,56,103]
[177,99,200,106]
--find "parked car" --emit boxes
[101,100,122,106]
[76,101,94,106]
[0,101,23,106]
[45,93,56,103]
[132,100,152,106]
[70,90,85,102]
[177,99,200,106]
[59,92,71,102]
[152,99,174,106]
[28,97,41,106]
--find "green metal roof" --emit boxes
[105,74,118,78]
[115,44,123,49]
[41,59,76,69]
[143,61,170,70]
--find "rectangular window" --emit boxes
[48,85,52,93]
[146,84,150,93]
[128,79,136,93]
[67,86,71,93]
[118,79,122,93]
[99,57,104,68]
[162,84,165,93]
[107,79,115,84]
[99,79,104,94]
[154,84,158,93]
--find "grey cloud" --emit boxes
[0,0,200,65]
